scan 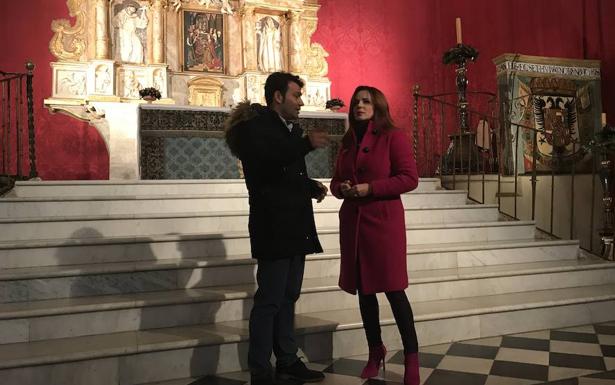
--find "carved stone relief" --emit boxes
[170,0,234,14]
[95,64,113,94]
[58,71,87,97]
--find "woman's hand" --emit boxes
[349,183,371,198]
[350,183,372,198]
[340,180,353,198]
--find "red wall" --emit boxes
[1,0,613,180]
[0,0,109,179]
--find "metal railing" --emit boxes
[0,61,37,193]
[413,85,601,255]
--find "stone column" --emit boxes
[152,0,165,63]
[95,0,110,59]
[241,6,257,71]
[288,10,303,73]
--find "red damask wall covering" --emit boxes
[0,0,613,180]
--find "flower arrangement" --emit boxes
[442,44,479,65]
[139,87,162,100]
[325,98,345,110]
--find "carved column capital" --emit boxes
[239,5,256,18]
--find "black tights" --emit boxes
[358,290,419,354]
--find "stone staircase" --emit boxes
[1,178,614,385]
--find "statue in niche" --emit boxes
[95,66,112,93]
[256,16,282,73]
[113,1,149,64]
[124,71,142,98]
[153,70,165,93]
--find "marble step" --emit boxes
[0,189,466,218]
[0,221,537,270]
[6,178,443,198]
[0,240,580,305]
[0,238,579,277]
[2,284,615,385]
[0,257,604,343]
[0,204,500,241]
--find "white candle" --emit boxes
[456,17,463,44]
[602,113,607,127]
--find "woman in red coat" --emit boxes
[330,86,420,385]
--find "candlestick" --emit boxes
[456,17,462,44]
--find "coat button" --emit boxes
[372,129,378,134]
[357,167,365,174]
[362,147,369,153]
[299,172,304,176]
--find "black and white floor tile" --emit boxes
[192,322,615,384]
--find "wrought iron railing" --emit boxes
[0,61,37,193]
[413,85,602,256]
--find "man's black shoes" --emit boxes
[276,360,325,383]
[250,373,297,385]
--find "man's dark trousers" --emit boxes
[248,254,305,377]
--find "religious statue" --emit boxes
[256,16,282,73]
[95,66,112,93]
[124,71,142,98]
[113,2,149,64]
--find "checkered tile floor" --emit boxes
[190,322,615,384]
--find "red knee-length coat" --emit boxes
[330,122,419,294]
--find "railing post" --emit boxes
[26,60,37,179]
[531,129,538,221]
[412,84,420,164]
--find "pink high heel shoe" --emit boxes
[404,352,420,385]
[360,343,387,379]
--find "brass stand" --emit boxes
[599,157,615,260]
[443,44,481,173]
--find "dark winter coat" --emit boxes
[225,102,323,260]
[330,121,419,294]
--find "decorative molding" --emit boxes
[170,0,234,14]
[302,18,328,77]
[188,77,224,106]
[49,0,88,61]
[496,61,601,80]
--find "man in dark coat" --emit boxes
[225,72,329,385]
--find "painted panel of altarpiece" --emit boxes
[495,54,602,174]
[182,10,225,73]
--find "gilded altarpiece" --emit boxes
[45,0,331,110]
[44,0,336,179]
[494,54,602,174]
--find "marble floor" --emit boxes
[185,322,615,385]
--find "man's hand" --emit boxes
[307,128,329,149]
[314,181,328,203]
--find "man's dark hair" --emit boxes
[264,72,304,106]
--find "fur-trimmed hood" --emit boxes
[224,101,268,157]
